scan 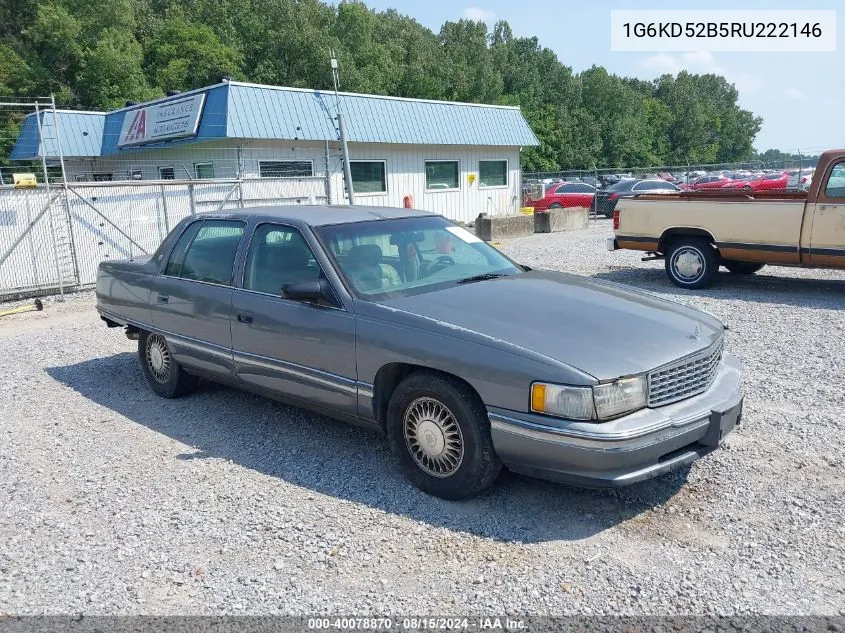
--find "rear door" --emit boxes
[151,218,246,378]
[808,160,845,268]
[230,222,358,417]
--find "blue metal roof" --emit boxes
[11,110,105,160]
[12,81,538,160]
[226,82,539,146]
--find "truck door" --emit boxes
[808,160,845,268]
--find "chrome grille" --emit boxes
[648,339,724,407]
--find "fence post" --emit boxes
[24,196,40,289]
[188,183,196,215]
[34,102,65,300]
[324,141,332,205]
[160,184,170,235]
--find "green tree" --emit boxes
[145,16,242,92]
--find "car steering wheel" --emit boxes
[425,255,456,276]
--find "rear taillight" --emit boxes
[608,193,620,201]
[613,209,620,230]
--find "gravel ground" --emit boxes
[1,219,844,616]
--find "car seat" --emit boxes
[346,244,400,291]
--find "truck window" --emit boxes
[824,163,845,199]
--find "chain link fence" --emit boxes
[0,177,329,299]
[0,95,339,301]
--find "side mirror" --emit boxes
[282,278,334,303]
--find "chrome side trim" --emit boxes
[233,350,358,395]
[167,331,232,359]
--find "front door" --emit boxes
[809,160,845,269]
[230,222,357,417]
[151,218,246,377]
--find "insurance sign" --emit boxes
[118,93,206,147]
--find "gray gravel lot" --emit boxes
[1,219,843,616]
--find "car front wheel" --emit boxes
[386,372,502,499]
[665,238,717,289]
[138,331,198,398]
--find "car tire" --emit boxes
[138,330,198,398]
[665,238,717,289]
[386,371,502,500]
[549,202,562,208]
[723,260,765,275]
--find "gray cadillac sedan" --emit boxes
[96,205,743,499]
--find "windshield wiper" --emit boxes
[456,273,508,284]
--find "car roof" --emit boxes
[209,204,437,227]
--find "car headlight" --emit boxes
[531,376,648,421]
[531,383,595,420]
[592,376,648,419]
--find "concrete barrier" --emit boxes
[533,206,589,233]
[473,214,534,241]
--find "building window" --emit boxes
[350,161,387,194]
[425,161,459,190]
[259,160,313,178]
[479,160,507,188]
[93,173,113,182]
[159,166,175,180]
[195,162,214,179]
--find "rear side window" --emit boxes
[163,221,202,276]
[165,220,245,285]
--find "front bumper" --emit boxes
[488,353,743,487]
[606,237,618,251]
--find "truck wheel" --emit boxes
[138,331,198,398]
[723,261,765,275]
[549,202,563,208]
[386,372,502,500]
[665,238,717,289]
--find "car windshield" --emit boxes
[316,216,523,299]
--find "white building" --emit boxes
[13,80,539,223]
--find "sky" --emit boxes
[361,0,843,154]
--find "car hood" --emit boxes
[372,270,724,381]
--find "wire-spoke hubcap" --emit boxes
[145,334,171,383]
[673,248,704,281]
[403,397,464,478]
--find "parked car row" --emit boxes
[524,166,816,218]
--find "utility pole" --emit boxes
[330,50,355,205]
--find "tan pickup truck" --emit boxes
[607,148,845,288]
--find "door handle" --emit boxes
[157,295,169,304]
[236,314,253,324]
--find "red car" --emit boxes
[722,173,788,192]
[531,182,596,210]
[680,175,731,191]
